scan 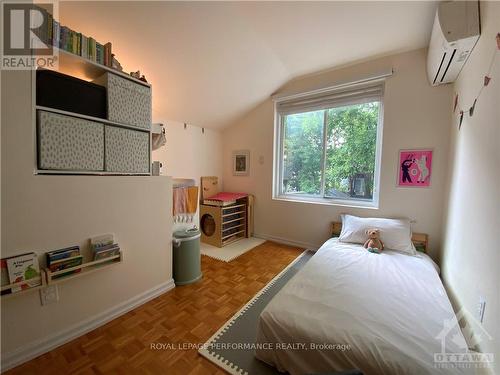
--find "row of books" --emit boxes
[34,6,113,67]
[90,234,121,261]
[46,246,83,280]
[1,253,41,295]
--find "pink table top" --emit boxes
[205,192,248,202]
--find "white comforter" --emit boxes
[255,238,469,375]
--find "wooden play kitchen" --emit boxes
[199,176,254,247]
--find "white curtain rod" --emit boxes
[272,68,394,103]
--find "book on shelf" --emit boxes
[46,246,80,264]
[47,13,53,46]
[49,255,83,279]
[81,35,88,59]
[93,244,120,261]
[35,5,118,70]
[6,252,41,293]
[90,234,114,249]
[96,42,102,65]
[31,5,119,71]
[104,42,112,67]
[46,246,82,279]
[1,259,11,295]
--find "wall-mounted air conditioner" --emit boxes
[427,1,480,86]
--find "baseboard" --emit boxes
[1,278,175,372]
[253,233,320,251]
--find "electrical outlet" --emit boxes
[477,296,486,323]
[40,285,59,305]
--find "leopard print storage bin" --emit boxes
[37,110,104,171]
[104,126,150,174]
[94,73,151,130]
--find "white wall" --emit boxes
[441,1,499,369]
[222,48,453,258]
[1,70,174,370]
[152,120,223,231]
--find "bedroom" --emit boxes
[1,1,499,374]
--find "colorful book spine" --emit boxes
[52,21,60,48]
[49,255,83,279]
[60,26,67,50]
[88,37,96,62]
[47,13,53,46]
[72,31,78,54]
[81,35,88,59]
[96,42,103,64]
[103,42,111,66]
[46,246,80,264]
[30,8,118,68]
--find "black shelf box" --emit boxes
[36,69,107,119]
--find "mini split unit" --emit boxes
[427,1,480,86]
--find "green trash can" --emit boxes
[172,227,202,285]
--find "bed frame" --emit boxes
[331,221,429,253]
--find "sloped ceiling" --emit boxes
[60,1,437,129]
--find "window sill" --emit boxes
[273,195,379,209]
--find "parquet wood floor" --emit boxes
[7,241,303,375]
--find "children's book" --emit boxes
[1,259,11,295]
[46,246,80,264]
[90,234,114,250]
[94,246,120,261]
[49,255,83,279]
[6,253,41,292]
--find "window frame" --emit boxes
[272,86,385,209]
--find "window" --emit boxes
[274,82,384,207]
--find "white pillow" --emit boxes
[339,214,416,255]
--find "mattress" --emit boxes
[255,238,469,375]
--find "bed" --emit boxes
[255,226,468,375]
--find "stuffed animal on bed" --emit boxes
[363,228,384,253]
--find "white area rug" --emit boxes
[200,237,266,262]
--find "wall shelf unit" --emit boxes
[45,253,123,285]
[33,49,153,176]
[56,48,150,88]
[1,272,46,300]
[35,106,151,133]
[1,253,123,299]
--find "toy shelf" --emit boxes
[1,271,46,300]
[200,200,248,247]
[45,253,123,285]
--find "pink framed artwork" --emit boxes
[397,149,433,187]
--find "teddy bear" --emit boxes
[363,228,384,253]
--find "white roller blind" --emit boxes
[276,82,385,115]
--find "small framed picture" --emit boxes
[233,150,250,176]
[397,149,433,187]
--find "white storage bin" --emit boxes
[105,126,150,173]
[37,110,104,171]
[95,73,151,129]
